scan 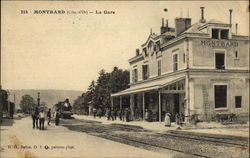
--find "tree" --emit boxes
[72,66,130,113]
[93,69,111,108]
[72,93,85,113]
[109,67,129,93]
[20,95,36,113]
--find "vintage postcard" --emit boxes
[1,1,249,158]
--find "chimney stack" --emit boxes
[166,19,168,28]
[235,23,238,35]
[136,49,140,56]
[229,9,233,27]
[199,7,206,23]
[175,18,192,36]
[161,18,168,34]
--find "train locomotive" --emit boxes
[53,98,73,119]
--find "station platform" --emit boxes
[73,114,249,137]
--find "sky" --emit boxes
[1,1,249,91]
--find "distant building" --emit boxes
[111,7,249,122]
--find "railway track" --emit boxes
[64,124,209,158]
[108,123,248,147]
[61,119,249,158]
[159,131,248,147]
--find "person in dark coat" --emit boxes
[113,108,117,120]
[93,108,97,118]
[31,107,39,129]
[175,113,180,125]
[110,108,114,121]
[119,109,124,121]
[55,110,60,126]
[125,108,130,122]
[47,108,51,126]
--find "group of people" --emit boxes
[91,106,186,127]
[92,107,131,122]
[31,107,61,130]
[164,112,185,127]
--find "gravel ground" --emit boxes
[61,118,249,158]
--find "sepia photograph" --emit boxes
[1,1,249,158]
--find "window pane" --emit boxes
[235,96,242,108]
[221,29,229,39]
[215,53,225,69]
[214,85,227,108]
[212,29,219,39]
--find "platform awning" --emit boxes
[111,76,185,97]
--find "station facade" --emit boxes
[111,8,249,122]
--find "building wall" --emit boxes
[130,60,144,83]
[190,38,249,69]
[161,40,186,74]
[190,72,249,121]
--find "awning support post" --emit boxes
[158,91,162,123]
[142,92,145,121]
[120,96,122,110]
[111,97,114,109]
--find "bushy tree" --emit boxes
[73,93,85,113]
[73,66,130,113]
[20,95,36,113]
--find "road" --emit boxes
[61,117,249,158]
[0,116,167,158]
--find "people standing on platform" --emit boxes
[97,107,102,118]
[124,108,130,122]
[110,108,115,121]
[113,108,117,120]
[119,109,124,121]
[47,108,51,126]
[39,109,45,130]
[134,107,138,120]
[93,107,97,118]
[179,112,185,126]
[55,110,60,126]
[164,112,171,127]
[31,107,39,129]
[175,113,180,125]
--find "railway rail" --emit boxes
[61,118,249,158]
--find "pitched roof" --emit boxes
[180,19,229,35]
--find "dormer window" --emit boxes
[221,29,229,39]
[212,28,229,40]
[212,29,219,39]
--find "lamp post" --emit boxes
[6,91,10,118]
[37,92,40,107]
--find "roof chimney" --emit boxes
[136,49,140,56]
[229,9,233,27]
[161,18,168,34]
[235,23,238,35]
[166,19,168,28]
[175,18,192,36]
[199,7,206,23]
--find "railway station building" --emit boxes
[111,8,249,122]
